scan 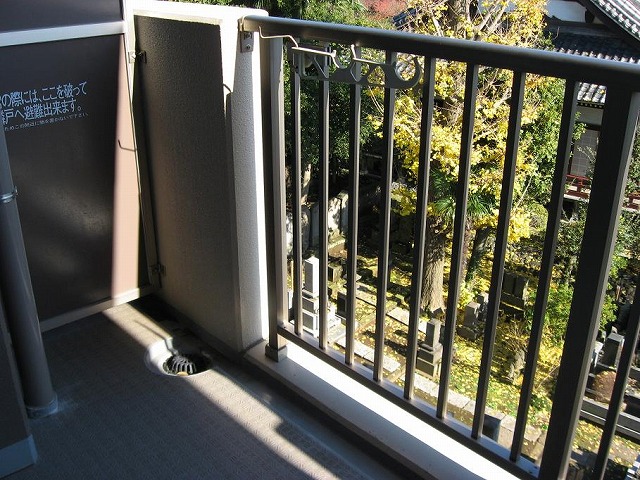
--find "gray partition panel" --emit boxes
[0,0,122,33]
[133,16,241,350]
[0,36,120,320]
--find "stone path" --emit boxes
[326,288,547,463]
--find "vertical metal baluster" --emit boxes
[373,50,397,382]
[345,47,363,366]
[472,71,526,439]
[540,88,640,479]
[436,63,479,415]
[540,87,640,478]
[404,57,436,398]
[262,37,289,361]
[510,81,578,460]
[291,47,303,335]
[319,48,330,349]
[592,282,640,479]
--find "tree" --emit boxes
[391,0,553,312]
[191,0,384,201]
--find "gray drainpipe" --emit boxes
[0,118,57,418]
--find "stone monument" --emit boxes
[417,319,443,378]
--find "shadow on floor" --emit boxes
[8,299,405,480]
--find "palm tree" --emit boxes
[419,168,492,312]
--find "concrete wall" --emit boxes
[131,2,268,354]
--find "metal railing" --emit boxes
[241,15,640,479]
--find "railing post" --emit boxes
[540,88,640,479]
[0,116,57,417]
[261,36,288,361]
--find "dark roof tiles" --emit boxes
[588,0,640,43]
[551,30,640,105]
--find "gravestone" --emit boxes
[301,256,320,336]
[302,309,319,333]
[501,273,529,310]
[599,332,625,369]
[296,256,339,336]
[302,294,319,314]
[331,190,349,234]
[502,273,516,297]
[288,289,294,320]
[425,319,441,346]
[476,293,488,323]
[328,263,342,283]
[337,291,347,318]
[513,276,529,303]
[304,256,320,296]
[430,307,446,321]
[483,414,502,442]
[310,191,349,244]
[417,319,443,378]
[458,301,481,340]
[591,340,604,371]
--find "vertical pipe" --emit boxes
[472,71,526,439]
[291,51,303,335]
[345,47,362,366]
[373,51,397,382]
[436,63,478,415]
[262,37,288,361]
[319,49,330,349]
[510,81,578,460]
[0,114,57,418]
[404,57,436,399]
[540,88,640,479]
[592,281,640,479]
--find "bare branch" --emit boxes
[486,3,509,36]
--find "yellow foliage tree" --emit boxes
[390,0,555,312]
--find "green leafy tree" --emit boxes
[187,0,384,201]
[288,1,385,201]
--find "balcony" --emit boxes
[2,2,640,480]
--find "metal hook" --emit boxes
[332,46,422,89]
[348,44,382,67]
[1,186,17,204]
[257,27,298,48]
[117,139,136,153]
[257,28,340,68]
[249,24,422,89]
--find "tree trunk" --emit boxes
[300,163,312,205]
[460,218,474,281]
[465,226,492,283]
[420,218,447,313]
[446,0,468,36]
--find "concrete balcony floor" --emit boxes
[7,299,407,480]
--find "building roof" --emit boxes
[550,26,640,105]
[580,0,640,47]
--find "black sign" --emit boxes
[0,35,121,319]
[0,0,122,33]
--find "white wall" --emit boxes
[128,1,269,354]
[546,0,602,23]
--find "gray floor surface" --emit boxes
[8,301,405,480]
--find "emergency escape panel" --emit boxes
[0,0,151,322]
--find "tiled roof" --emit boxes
[550,29,640,105]
[585,0,640,45]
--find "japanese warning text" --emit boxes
[1,81,89,131]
